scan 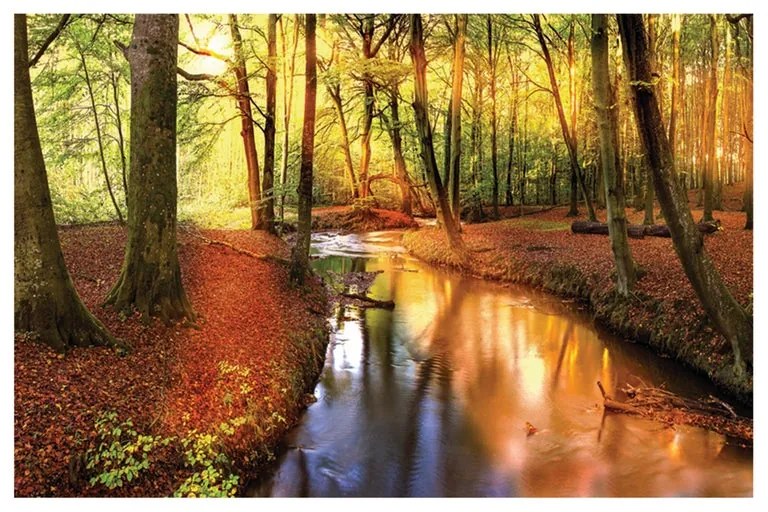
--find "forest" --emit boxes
[14,12,753,498]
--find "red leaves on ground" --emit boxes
[15,225,327,497]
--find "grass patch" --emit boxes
[505,218,570,231]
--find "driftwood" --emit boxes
[572,220,719,239]
[340,293,395,309]
[597,381,752,442]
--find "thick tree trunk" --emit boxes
[533,15,596,221]
[290,14,317,283]
[450,14,467,225]
[409,14,465,253]
[230,14,264,230]
[15,14,122,352]
[618,14,752,372]
[262,14,277,233]
[105,14,194,324]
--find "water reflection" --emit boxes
[250,231,752,497]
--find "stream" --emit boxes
[248,230,752,497]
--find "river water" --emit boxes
[249,230,752,497]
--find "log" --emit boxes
[340,293,395,309]
[571,221,646,239]
[643,221,719,238]
[571,220,719,239]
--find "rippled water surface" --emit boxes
[249,230,752,497]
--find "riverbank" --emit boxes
[403,206,753,406]
[312,205,418,232]
[14,225,329,497]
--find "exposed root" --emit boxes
[180,226,289,265]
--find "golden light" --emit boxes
[198,33,232,76]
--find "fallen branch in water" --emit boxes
[340,293,395,309]
[597,381,752,442]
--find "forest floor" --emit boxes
[403,204,753,406]
[14,225,329,497]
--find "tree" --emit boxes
[345,14,401,198]
[230,14,265,230]
[262,13,277,234]
[15,13,122,351]
[618,14,751,373]
[409,14,465,253]
[531,14,597,221]
[73,33,125,224]
[105,14,195,324]
[278,14,300,224]
[290,14,317,283]
[702,15,719,223]
[449,14,467,224]
[591,14,636,296]
[486,15,501,218]
[321,40,358,198]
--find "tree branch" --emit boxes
[178,39,231,63]
[29,14,73,67]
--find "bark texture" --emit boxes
[105,14,195,324]
[290,14,317,283]
[15,14,122,352]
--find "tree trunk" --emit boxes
[591,25,636,293]
[618,14,752,372]
[409,14,465,253]
[15,14,123,352]
[358,17,375,198]
[387,88,412,215]
[328,84,358,198]
[105,14,195,324]
[669,14,681,169]
[487,15,500,218]
[290,14,317,283]
[279,14,300,223]
[450,14,467,225]
[533,14,596,221]
[78,45,124,224]
[262,14,277,233]
[703,15,719,223]
[109,68,129,203]
[230,14,263,230]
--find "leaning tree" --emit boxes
[618,14,752,373]
[105,14,195,323]
[15,13,123,351]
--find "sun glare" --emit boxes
[197,33,232,76]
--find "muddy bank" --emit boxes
[402,208,752,406]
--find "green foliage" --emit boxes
[174,431,239,498]
[85,411,171,490]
